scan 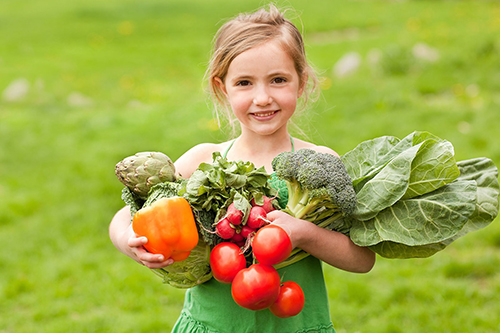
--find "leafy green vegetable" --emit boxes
[342,131,499,258]
[344,132,460,221]
[179,151,277,237]
[151,241,212,288]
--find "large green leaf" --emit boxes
[365,158,499,258]
[368,241,447,259]
[341,135,401,188]
[350,180,477,249]
[402,139,459,199]
[350,136,459,221]
[342,131,443,191]
[351,143,420,220]
[443,157,499,241]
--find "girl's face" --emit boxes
[216,40,304,137]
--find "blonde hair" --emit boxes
[206,4,319,136]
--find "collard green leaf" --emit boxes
[350,180,477,248]
[368,241,447,259]
[402,139,459,199]
[444,157,499,241]
[366,158,499,259]
[341,132,499,259]
[351,143,421,220]
[183,170,210,196]
[348,133,460,221]
[341,135,401,188]
[342,131,443,191]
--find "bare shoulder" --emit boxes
[174,141,232,178]
[293,138,340,157]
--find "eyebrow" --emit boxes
[231,71,293,82]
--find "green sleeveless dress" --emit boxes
[171,138,335,333]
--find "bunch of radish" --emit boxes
[209,196,305,318]
[214,196,275,247]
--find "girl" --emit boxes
[110,5,375,332]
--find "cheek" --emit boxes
[278,90,299,112]
[228,94,251,114]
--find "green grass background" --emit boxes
[1,0,499,332]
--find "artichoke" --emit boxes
[115,152,176,199]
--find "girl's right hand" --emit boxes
[125,225,174,269]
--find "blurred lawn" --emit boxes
[1,0,499,332]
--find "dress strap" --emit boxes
[224,136,294,158]
[222,140,236,159]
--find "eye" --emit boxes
[272,77,287,84]
[236,80,251,86]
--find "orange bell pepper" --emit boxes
[132,197,199,262]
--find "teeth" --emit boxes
[254,111,275,117]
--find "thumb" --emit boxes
[266,210,285,221]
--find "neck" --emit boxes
[228,129,292,172]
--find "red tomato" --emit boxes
[252,224,292,266]
[231,264,281,311]
[210,242,246,284]
[269,281,305,318]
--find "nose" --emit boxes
[253,86,272,106]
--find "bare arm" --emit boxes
[267,210,375,273]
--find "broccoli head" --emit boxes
[272,149,357,224]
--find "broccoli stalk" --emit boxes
[271,149,357,268]
[283,180,338,221]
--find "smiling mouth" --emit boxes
[252,111,277,117]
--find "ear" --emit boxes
[214,77,228,96]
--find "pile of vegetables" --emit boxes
[114,131,499,307]
[116,151,280,288]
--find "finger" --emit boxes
[128,236,147,248]
[143,258,175,269]
[138,252,165,263]
[266,210,285,220]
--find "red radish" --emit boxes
[235,240,246,248]
[240,225,256,239]
[246,206,269,229]
[251,196,275,213]
[216,218,235,239]
[226,202,243,226]
[231,232,244,243]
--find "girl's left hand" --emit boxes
[266,210,308,249]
